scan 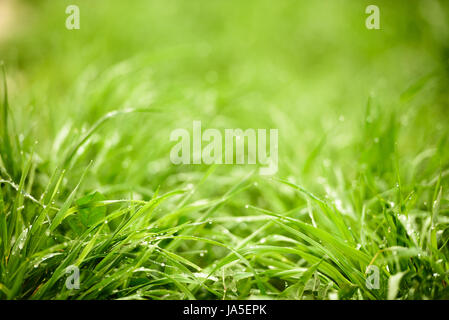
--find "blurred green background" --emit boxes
[2,0,448,187]
[1,0,449,223]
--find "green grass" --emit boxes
[0,0,449,299]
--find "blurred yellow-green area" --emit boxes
[2,1,449,184]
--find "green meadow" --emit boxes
[0,0,448,299]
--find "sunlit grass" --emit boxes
[0,0,448,300]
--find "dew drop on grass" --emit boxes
[245,205,249,209]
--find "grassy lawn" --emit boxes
[0,0,448,299]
